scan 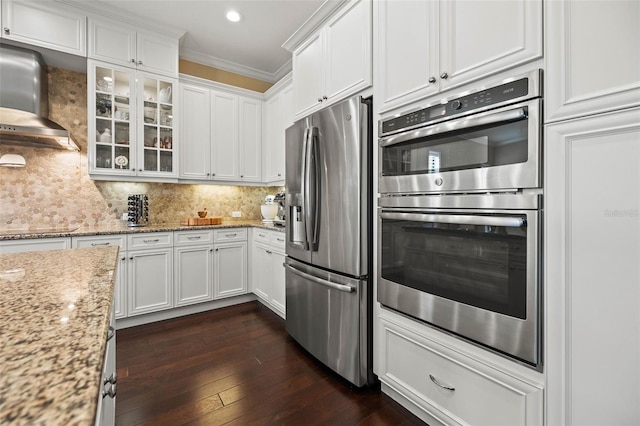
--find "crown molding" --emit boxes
[179,74,264,99]
[264,72,293,99]
[180,48,283,84]
[282,0,347,52]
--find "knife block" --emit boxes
[127,194,149,227]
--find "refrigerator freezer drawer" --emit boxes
[284,258,373,387]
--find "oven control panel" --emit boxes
[381,73,538,137]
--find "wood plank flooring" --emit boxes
[115,301,426,425]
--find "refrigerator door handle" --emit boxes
[284,263,355,293]
[308,127,320,247]
[301,127,311,249]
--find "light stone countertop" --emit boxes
[0,246,119,425]
[0,220,285,241]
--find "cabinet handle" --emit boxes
[3,27,10,35]
[428,76,436,83]
[317,97,323,103]
[91,242,111,246]
[276,238,284,242]
[206,173,210,177]
[137,60,143,65]
[429,374,455,391]
[322,95,327,100]
[266,250,272,254]
[277,173,282,177]
[440,72,449,80]
[131,59,136,64]
[139,168,143,172]
[102,383,117,399]
[215,248,219,252]
[258,233,266,237]
[121,257,126,261]
[212,173,216,176]
[129,256,134,260]
[143,238,160,243]
[103,372,117,385]
[107,326,115,341]
[240,175,244,178]
[210,248,214,252]
[187,236,201,240]
[225,233,237,237]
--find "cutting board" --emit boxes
[181,217,223,226]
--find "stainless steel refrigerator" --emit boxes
[284,95,373,387]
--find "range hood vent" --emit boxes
[0,44,79,151]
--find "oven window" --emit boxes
[381,214,527,319]
[382,117,528,176]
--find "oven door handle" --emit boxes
[284,264,355,293]
[379,107,528,147]
[380,212,526,228]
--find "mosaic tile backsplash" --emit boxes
[0,66,283,231]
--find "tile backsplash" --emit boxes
[0,66,282,231]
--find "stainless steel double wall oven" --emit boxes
[377,70,543,369]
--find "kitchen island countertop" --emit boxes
[0,220,285,241]
[0,246,119,425]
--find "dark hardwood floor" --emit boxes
[115,301,426,425]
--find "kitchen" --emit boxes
[0,0,639,425]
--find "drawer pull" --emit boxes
[91,242,111,246]
[276,238,284,242]
[258,233,266,237]
[143,239,160,243]
[225,233,237,237]
[103,372,117,385]
[429,374,455,391]
[107,326,115,341]
[266,250,272,254]
[187,236,202,240]
[102,383,117,399]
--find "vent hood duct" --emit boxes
[0,44,79,151]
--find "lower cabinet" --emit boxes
[0,237,70,253]
[378,310,543,426]
[174,230,214,307]
[251,229,286,318]
[96,298,116,426]
[212,229,248,299]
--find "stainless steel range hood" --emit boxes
[0,44,79,151]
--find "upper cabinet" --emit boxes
[179,77,263,184]
[1,0,87,56]
[545,0,640,123]
[289,0,372,118]
[89,60,178,180]
[374,0,542,114]
[263,74,294,185]
[88,17,179,78]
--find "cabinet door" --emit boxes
[2,0,86,56]
[214,242,247,299]
[179,84,211,180]
[128,248,173,316]
[211,91,239,181]
[438,0,542,92]
[88,18,137,68]
[545,108,640,426]
[138,73,177,177]
[545,0,640,123]
[375,0,438,113]
[252,243,271,301]
[136,31,179,77]
[264,93,284,183]
[89,61,137,176]
[174,245,213,307]
[269,249,286,317]
[292,31,324,117]
[115,254,127,319]
[324,0,372,103]
[238,96,262,182]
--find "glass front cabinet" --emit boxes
[88,60,177,178]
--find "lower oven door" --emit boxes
[378,208,541,368]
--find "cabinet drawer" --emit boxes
[72,235,126,249]
[174,230,214,246]
[269,232,286,250]
[253,229,272,244]
[214,228,247,243]
[127,232,173,250]
[381,321,542,425]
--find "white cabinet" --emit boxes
[96,305,116,426]
[291,0,371,118]
[213,229,247,299]
[88,17,179,77]
[251,229,286,318]
[173,230,214,307]
[379,309,543,425]
[126,233,173,316]
[0,237,70,253]
[545,107,640,426]
[72,234,127,320]
[180,77,263,183]
[89,60,178,180]
[263,75,293,184]
[545,0,640,123]
[1,0,86,56]
[374,0,542,113]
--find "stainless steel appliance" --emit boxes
[127,194,149,227]
[285,95,374,387]
[377,70,543,369]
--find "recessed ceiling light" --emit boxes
[226,10,242,22]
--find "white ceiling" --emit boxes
[90,0,329,83]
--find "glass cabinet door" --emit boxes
[93,64,135,173]
[139,75,175,174]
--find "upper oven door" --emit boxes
[379,98,541,194]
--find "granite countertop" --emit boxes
[0,246,120,425]
[0,220,285,240]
